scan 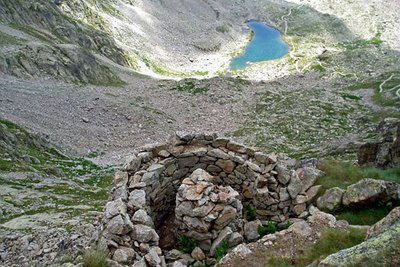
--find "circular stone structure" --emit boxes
[97,132,322,266]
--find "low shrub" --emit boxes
[179,235,198,254]
[245,205,256,221]
[258,221,277,237]
[83,249,108,267]
[215,240,230,261]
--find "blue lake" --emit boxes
[231,21,289,70]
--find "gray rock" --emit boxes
[228,232,244,247]
[289,220,312,237]
[231,243,252,256]
[114,171,129,187]
[287,171,302,198]
[244,220,261,241]
[113,247,137,264]
[298,167,322,192]
[132,224,159,243]
[214,205,237,230]
[318,220,400,267]
[317,187,344,211]
[279,188,290,202]
[107,215,128,235]
[132,258,147,267]
[342,178,389,206]
[183,216,210,233]
[165,249,183,261]
[367,207,400,238]
[276,164,291,185]
[306,185,322,204]
[147,163,165,175]
[172,261,187,267]
[191,247,205,261]
[145,247,161,267]
[207,149,229,159]
[124,154,141,172]
[132,209,154,227]
[128,190,147,209]
[105,198,127,219]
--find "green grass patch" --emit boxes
[258,221,277,237]
[9,22,56,43]
[0,31,22,46]
[346,72,400,108]
[245,205,256,221]
[171,80,209,94]
[265,227,367,266]
[338,32,383,50]
[179,235,198,254]
[216,24,230,33]
[317,160,400,190]
[83,249,108,267]
[215,240,230,262]
[334,202,400,225]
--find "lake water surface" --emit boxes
[231,21,289,70]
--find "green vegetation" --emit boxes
[9,22,56,43]
[0,119,113,224]
[100,3,124,20]
[215,240,230,261]
[0,31,22,46]
[339,32,384,50]
[245,205,256,221]
[171,80,209,94]
[179,235,198,254]
[232,88,375,158]
[346,71,400,108]
[317,160,400,190]
[335,202,399,225]
[83,249,108,267]
[216,24,230,33]
[265,227,367,266]
[258,221,277,237]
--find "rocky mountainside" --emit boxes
[0,0,399,266]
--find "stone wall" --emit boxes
[97,132,322,266]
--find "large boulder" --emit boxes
[317,187,344,211]
[342,179,389,207]
[367,207,400,239]
[358,118,400,168]
[318,208,400,267]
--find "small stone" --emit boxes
[158,150,171,157]
[114,171,129,187]
[306,185,322,204]
[104,198,127,219]
[287,171,302,198]
[132,209,154,226]
[228,232,244,247]
[113,247,136,264]
[244,220,261,241]
[132,225,159,243]
[124,154,141,172]
[207,149,230,159]
[145,248,161,267]
[214,205,237,230]
[216,159,235,173]
[191,247,205,261]
[128,190,147,209]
